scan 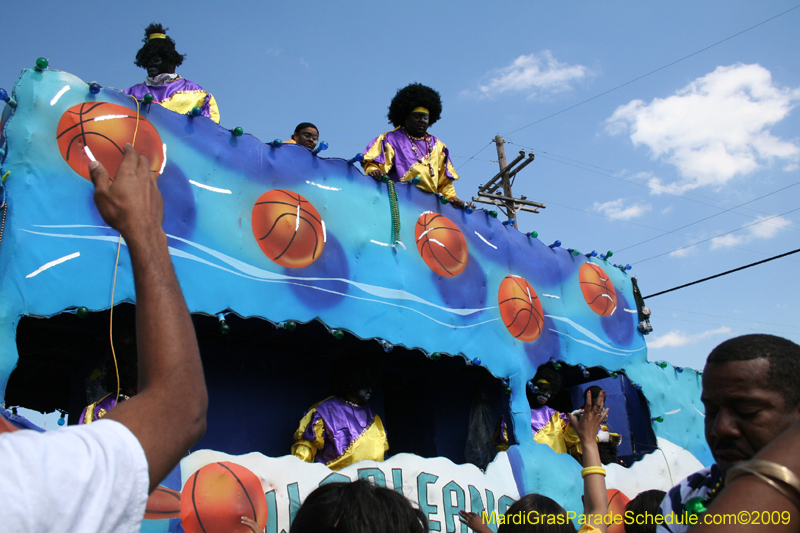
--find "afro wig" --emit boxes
[387,83,442,127]
[134,23,186,70]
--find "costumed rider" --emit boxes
[495,365,580,455]
[124,23,220,123]
[568,385,621,465]
[362,83,465,207]
[79,339,138,425]
[284,122,319,150]
[292,358,388,471]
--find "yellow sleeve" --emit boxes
[291,409,326,462]
[361,134,395,176]
[436,142,459,198]
[438,179,458,199]
[207,94,220,124]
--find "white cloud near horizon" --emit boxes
[648,326,731,349]
[471,50,591,99]
[710,215,792,249]
[593,198,651,220]
[607,64,800,192]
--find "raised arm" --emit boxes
[89,144,208,493]
[567,390,609,533]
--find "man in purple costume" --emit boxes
[362,83,464,207]
[124,23,220,123]
[292,359,388,471]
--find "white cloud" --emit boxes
[472,50,591,99]
[648,327,731,349]
[710,215,792,249]
[607,64,800,192]
[593,198,651,221]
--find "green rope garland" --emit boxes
[382,175,402,246]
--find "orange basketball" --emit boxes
[180,461,268,533]
[145,486,181,520]
[252,189,325,268]
[498,275,544,342]
[56,102,164,182]
[607,489,630,533]
[579,263,617,316]
[414,211,468,277]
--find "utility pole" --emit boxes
[472,135,544,227]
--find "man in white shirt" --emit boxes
[0,144,208,532]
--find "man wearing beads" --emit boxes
[125,23,220,124]
[657,334,800,533]
[362,83,465,207]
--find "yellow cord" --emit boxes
[109,94,142,408]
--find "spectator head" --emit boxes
[290,479,428,533]
[703,334,800,474]
[624,489,666,533]
[498,493,576,533]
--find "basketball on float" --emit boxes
[56,102,164,182]
[180,461,267,533]
[252,189,325,268]
[606,489,630,533]
[414,211,468,277]
[144,486,181,520]
[498,275,544,342]
[579,263,617,316]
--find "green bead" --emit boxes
[503,385,512,395]
[233,127,244,137]
[430,352,441,361]
[610,372,618,379]
[332,329,344,340]
[35,57,48,70]
[658,361,668,368]
[76,306,89,319]
[571,249,580,256]
[606,250,614,258]
[685,497,708,516]
[654,416,664,423]
[219,320,230,335]
[283,320,296,331]
[143,93,154,104]
[490,211,498,218]
[553,362,562,371]
[528,231,538,238]
[440,196,448,205]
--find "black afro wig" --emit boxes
[134,23,186,70]
[387,83,442,127]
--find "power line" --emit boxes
[501,4,800,138]
[649,305,800,331]
[643,247,800,299]
[633,208,800,264]
[456,140,494,170]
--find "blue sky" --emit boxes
[2,0,800,378]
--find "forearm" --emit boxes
[581,439,606,519]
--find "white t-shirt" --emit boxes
[0,419,149,533]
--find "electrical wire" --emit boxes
[501,4,800,138]
[633,208,800,264]
[649,305,800,331]
[643,247,800,299]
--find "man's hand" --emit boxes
[449,196,466,208]
[368,169,384,179]
[88,143,163,242]
[459,510,492,533]
[568,390,608,444]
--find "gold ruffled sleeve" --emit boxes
[291,409,326,463]
[361,133,395,177]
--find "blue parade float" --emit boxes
[0,64,711,532]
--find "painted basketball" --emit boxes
[56,102,164,182]
[414,211,468,277]
[606,489,630,533]
[497,275,544,342]
[252,189,325,268]
[579,263,617,316]
[144,486,181,520]
[180,461,268,533]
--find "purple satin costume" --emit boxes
[299,396,378,465]
[365,129,456,183]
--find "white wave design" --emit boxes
[22,227,499,327]
[545,315,643,354]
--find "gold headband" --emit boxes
[412,107,429,115]
[148,33,166,40]
[536,379,550,386]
